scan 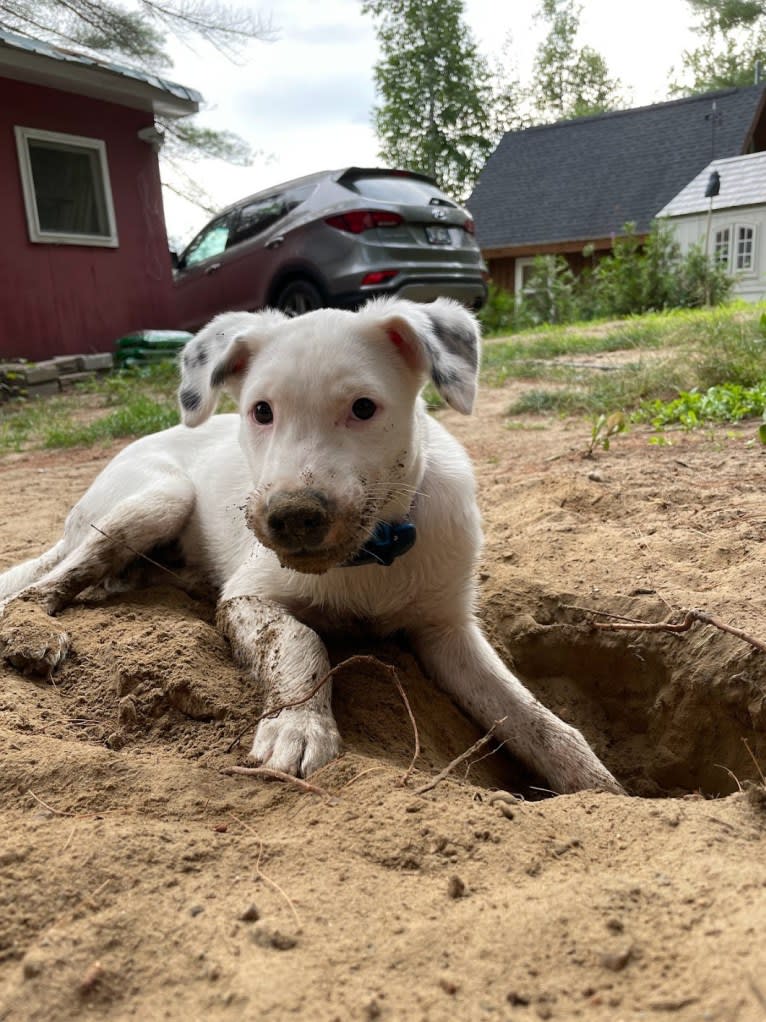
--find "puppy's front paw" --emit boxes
[250,707,342,777]
[0,598,71,679]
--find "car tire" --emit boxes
[275,280,323,317]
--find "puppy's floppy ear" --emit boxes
[178,309,288,427]
[360,297,481,414]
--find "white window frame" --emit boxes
[14,126,118,247]
[514,257,537,301]
[713,226,731,270]
[733,222,756,275]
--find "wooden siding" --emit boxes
[0,77,175,360]
[486,238,620,295]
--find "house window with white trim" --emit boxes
[514,257,537,300]
[713,227,730,268]
[734,224,755,272]
[15,127,118,247]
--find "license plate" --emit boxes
[425,226,452,245]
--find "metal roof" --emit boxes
[657,150,766,217]
[0,28,201,117]
[467,85,766,251]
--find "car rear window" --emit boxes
[343,174,457,207]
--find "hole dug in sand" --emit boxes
[5,581,765,802]
[492,597,766,798]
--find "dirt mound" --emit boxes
[1,404,766,1021]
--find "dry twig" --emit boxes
[226,653,420,766]
[221,765,330,797]
[750,977,766,1011]
[226,654,369,753]
[89,523,186,581]
[413,717,508,796]
[230,813,301,928]
[27,789,77,816]
[340,766,388,789]
[576,605,766,654]
[26,790,126,821]
[385,666,420,786]
[742,738,766,787]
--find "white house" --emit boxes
[657,151,766,303]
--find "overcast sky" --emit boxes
[162,0,696,247]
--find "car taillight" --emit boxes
[463,218,476,235]
[325,210,404,234]
[361,270,399,286]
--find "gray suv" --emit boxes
[172,167,487,330]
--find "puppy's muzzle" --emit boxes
[265,490,332,551]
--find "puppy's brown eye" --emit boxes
[352,398,376,421]
[252,401,273,424]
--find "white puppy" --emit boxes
[0,298,620,794]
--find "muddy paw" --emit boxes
[0,599,71,679]
[250,707,342,778]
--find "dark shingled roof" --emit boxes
[467,85,766,251]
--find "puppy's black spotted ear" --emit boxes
[360,297,481,414]
[178,310,287,427]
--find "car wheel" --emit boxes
[275,280,323,317]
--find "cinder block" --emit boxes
[59,371,96,389]
[20,362,59,385]
[76,353,114,372]
[52,356,80,375]
[0,363,23,374]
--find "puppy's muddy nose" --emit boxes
[266,491,331,549]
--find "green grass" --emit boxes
[483,304,758,365]
[0,361,180,454]
[498,303,766,426]
[41,393,180,448]
[2,303,765,455]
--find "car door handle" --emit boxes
[266,236,285,250]
[204,262,221,275]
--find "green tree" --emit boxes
[672,0,766,91]
[530,0,623,122]
[489,34,533,137]
[0,0,269,69]
[686,0,766,30]
[361,0,495,199]
[0,1,271,201]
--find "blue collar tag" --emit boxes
[343,520,417,568]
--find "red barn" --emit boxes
[0,30,200,360]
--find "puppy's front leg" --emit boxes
[412,619,623,795]
[217,596,341,777]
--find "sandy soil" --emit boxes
[1,383,766,1022]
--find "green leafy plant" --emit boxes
[639,382,766,430]
[478,282,517,336]
[516,254,581,326]
[502,222,734,334]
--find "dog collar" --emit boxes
[343,520,417,568]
